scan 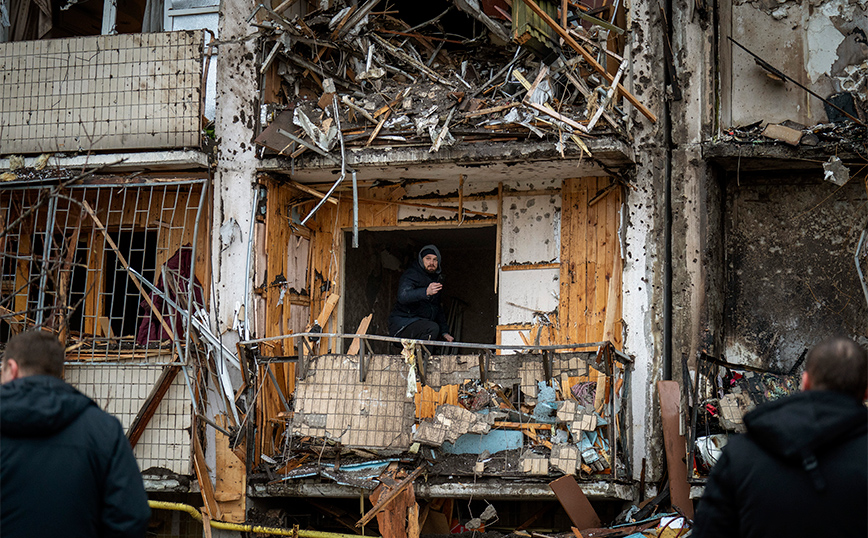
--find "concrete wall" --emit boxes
[723,175,867,369]
[212,0,258,337]
[621,0,670,481]
[720,0,867,127]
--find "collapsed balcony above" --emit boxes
[252,0,654,176]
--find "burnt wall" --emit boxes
[723,174,867,370]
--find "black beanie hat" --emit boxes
[420,247,437,259]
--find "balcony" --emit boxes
[0,30,205,156]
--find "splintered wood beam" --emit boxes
[192,420,224,521]
[347,313,373,354]
[289,180,338,205]
[521,0,657,122]
[526,102,585,131]
[356,465,425,527]
[493,421,552,429]
[127,364,181,447]
[523,428,553,448]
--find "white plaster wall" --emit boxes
[211,0,258,336]
[167,11,219,120]
[622,174,662,481]
[497,268,560,324]
[501,193,561,265]
[498,329,526,354]
[725,0,866,126]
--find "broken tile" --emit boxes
[520,451,549,475]
[551,444,580,475]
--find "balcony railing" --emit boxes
[0,31,204,155]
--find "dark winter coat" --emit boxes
[1,375,151,538]
[388,244,449,338]
[692,390,868,538]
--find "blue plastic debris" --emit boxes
[534,381,559,421]
[441,430,525,455]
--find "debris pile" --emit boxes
[249,336,632,504]
[718,119,867,154]
[251,0,656,163]
[686,353,800,480]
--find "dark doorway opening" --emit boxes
[342,226,498,354]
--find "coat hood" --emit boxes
[744,390,867,489]
[1,375,94,438]
[417,244,442,275]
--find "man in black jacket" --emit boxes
[1,330,151,538]
[388,244,454,342]
[692,336,867,538]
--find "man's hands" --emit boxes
[443,333,455,342]
[426,282,443,296]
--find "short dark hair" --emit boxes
[805,336,867,400]
[3,330,66,378]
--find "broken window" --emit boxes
[0,178,210,358]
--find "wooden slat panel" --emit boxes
[590,177,608,342]
[585,178,600,343]
[559,177,621,346]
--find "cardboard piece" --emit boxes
[549,475,602,530]
[657,380,694,518]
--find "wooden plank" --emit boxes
[591,177,608,343]
[127,365,180,448]
[568,179,589,344]
[97,316,114,338]
[83,228,103,335]
[347,313,373,354]
[522,427,553,448]
[357,465,425,528]
[408,503,421,538]
[549,475,602,530]
[603,237,621,346]
[493,422,552,429]
[192,421,224,521]
[520,0,657,122]
[13,231,31,325]
[496,323,534,330]
[501,263,561,271]
[290,180,338,205]
[610,185,623,349]
[214,415,247,523]
[558,179,573,343]
[657,380,694,518]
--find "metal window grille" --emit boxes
[1,178,209,474]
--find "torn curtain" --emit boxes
[136,245,205,346]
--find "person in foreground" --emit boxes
[692,336,868,538]
[1,330,151,538]
[388,244,454,343]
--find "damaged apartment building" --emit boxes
[0,0,865,532]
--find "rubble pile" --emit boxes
[251,0,652,162]
[718,119,867,155]
[687,353,800,480]
[250,339,632,506]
